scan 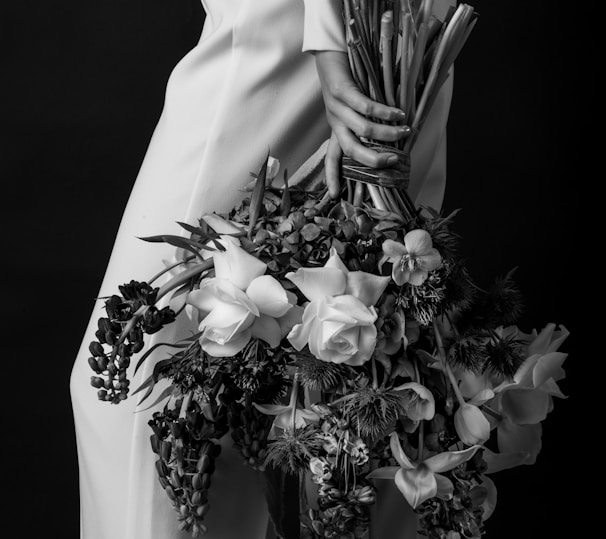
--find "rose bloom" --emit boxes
[286,248,390,366]
[186,242,301,357]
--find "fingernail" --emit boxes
[387,155,399,166]
[393,109,406,119]
[397,126,411,134]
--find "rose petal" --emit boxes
[324,248,349,274]
[318,295,377,326]
[345,271,390,307]
[250,314,282,348]
[278,305,304,339]
[286,267,346,301]
[345,325,377,366]
[326,326,358,356]
[199,301,255,333]
[200,328,251,357]
[287,301,319,351]
[213,243,266,290]
[246,275,293,317]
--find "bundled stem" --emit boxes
[342,0,477,220]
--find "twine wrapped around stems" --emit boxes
[341,0,477,218]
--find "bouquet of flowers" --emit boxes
[86,2,569,538]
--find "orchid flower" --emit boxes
[253,381,319,439]
[367,432,482,509]
[381,229,442,286]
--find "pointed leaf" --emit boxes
[176,221,208,237]
[135,384,175,412]
[280,169,291,216]
[248,152,269,239]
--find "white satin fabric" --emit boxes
[70,1,454,538]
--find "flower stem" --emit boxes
[289,376,300,432]
[179,390,193,419]
[156,260,213,301]
[371,357,379,389]
[380,10,396,107]
[481,405,503,422]
[418,417,425,462]
[432,319,465,407]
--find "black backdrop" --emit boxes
[1,1,583,538]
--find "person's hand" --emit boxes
[314,51,411,198]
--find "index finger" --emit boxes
[340,87,407,123]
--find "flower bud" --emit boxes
[88,357,102,374]
[195,504,210,518]
[197,454,210,473]
[97,355,109,372]
[156,459,168,477]
[170,470,181,488]
[454,403,490,445]
[160,440,172,461]
[89,341,105,357]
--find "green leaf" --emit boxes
[133,340,190,375]
[138,234,207,260]
[176,221,210,239]
[262,464,300,539]
[135,384,175,413]
[248,151,269,239]
[300,223,321,242]
[279,169,291,217]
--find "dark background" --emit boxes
[1,1,583,538]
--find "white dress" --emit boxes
[69,1,454,538]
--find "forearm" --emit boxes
[301,0,347,53]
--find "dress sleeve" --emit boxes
[302,0,347,53]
